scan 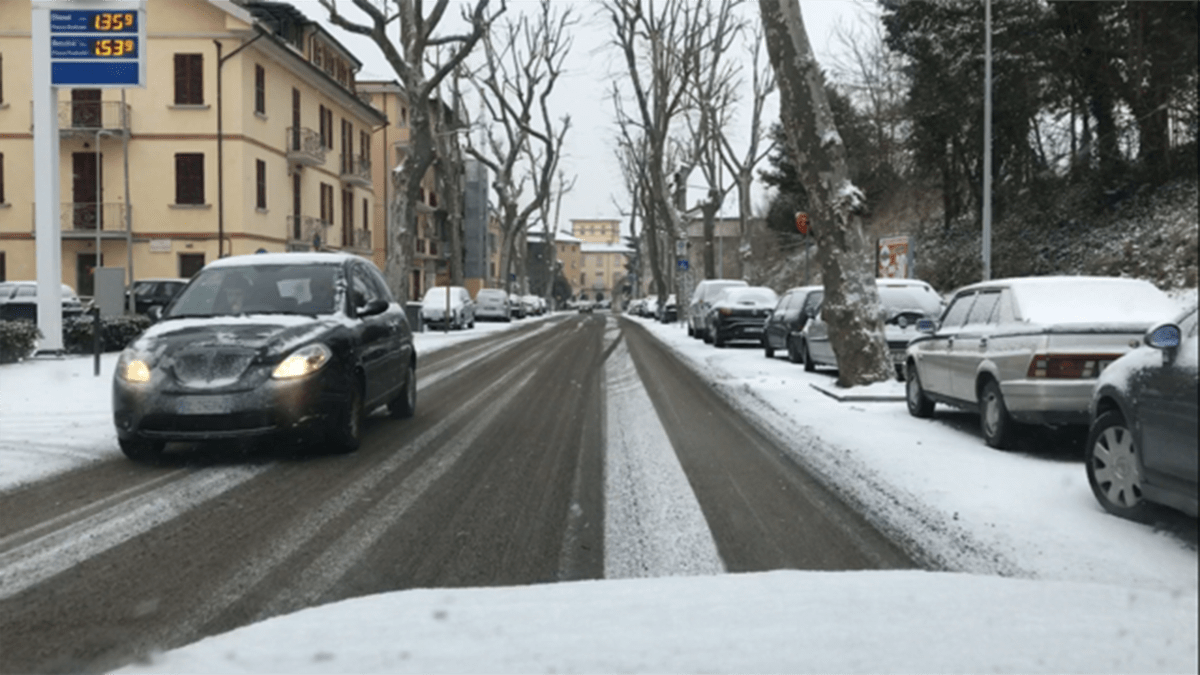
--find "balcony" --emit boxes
[50,202,130,239]
[392,126,411,149]
[53,101,131,137]
[286,127,326,166]
[287,214,330,251]
[351,227,371,251]
[339,154,372,188]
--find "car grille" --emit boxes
[140,411,275,433]
[171,350,256,386]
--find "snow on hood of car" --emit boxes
[133,315,340,363]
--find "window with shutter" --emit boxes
[174,154,204,204]
[174,54,203,105]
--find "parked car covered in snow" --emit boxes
[421,286,475,330]
[802,278,942,376]
[688,279,747,340]
[475,288,511,322]
[904,276,1179,449]
[128,277,189,317]
[704,287,778,347]
[1084,305,1197,521]
[112,253,416,461]
[0,281,86,324]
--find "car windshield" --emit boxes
[478,290,505,300]
[878,285,942,319]
[165,264,340,318]
[723,288,777,305]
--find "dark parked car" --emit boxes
[704,287,778,347]
[0,281,86,323]
[128,277,189,317]
[112,253,416,461]
[763,285,823,363]
[1085,306,1197,521]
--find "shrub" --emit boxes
[0,321,42,364]
[63,314,153,354]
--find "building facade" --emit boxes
[0,0,384,293]
[569,218,630,301]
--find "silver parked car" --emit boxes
[420,286,475,330]
[801,278,943,376]
[475,288,511,322]
[688,279,747,340]
[1085,306,1197,521]
[904,276,1179,449]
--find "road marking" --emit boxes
[603,337,724,578]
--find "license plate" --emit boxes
[176,395,232,415]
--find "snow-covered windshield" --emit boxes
[722,288,778,306]
[166,264,340,318]
[878,285,942,319]
[1011,278,1177,325]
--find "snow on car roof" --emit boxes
[964,276,1178,325]
[204,252,361,268]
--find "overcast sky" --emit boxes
[302,0,877,232]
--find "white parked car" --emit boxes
[904,276,1179,449]
[420,286,475,330]
[475,288,511,322]
[688,279,748,340]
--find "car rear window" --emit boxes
[1010,279,1178,325]
[878,285,942,316]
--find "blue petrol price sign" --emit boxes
[48,3,146,87]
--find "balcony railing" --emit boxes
[58,202,129,236]
[286,127,326,166]
[352,227,371,251]
[54,101,131,135]
[339,154,372,187]
[287,214,330,251]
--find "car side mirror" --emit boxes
[916,318,936,333]
[357,298,389,318]
[148,305,163,321]
[1145,322,1181,363]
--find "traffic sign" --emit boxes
[677,259,689,271]
[795,212,809,235]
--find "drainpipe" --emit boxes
[214,30,264,258]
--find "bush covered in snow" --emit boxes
[0,321,41,364]
[61,314,152,354]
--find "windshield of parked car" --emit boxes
[477,290,506,301]
[722,288,778,306]
[165,264,341,318]
[878,285,943,320]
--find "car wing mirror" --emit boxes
[1145,322,1181,363]
[147,305,163,322]
[916,318,936,333]
[357,298,389,318]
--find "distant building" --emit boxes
[570,218,630,301]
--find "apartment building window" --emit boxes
[319,183,333,225]
[179,253,205,278]
[0,54,5,104]
[174,153,205,204]
[173,54,203,105]
[0,153,5,204]
[254,64,265,115]
[0,252,6,282]
[324,107,334,149]
[255,159,266,210]
[341,119,353,172]
[360,130,370,163]
[362,198,369,234]
[341,188,354,246]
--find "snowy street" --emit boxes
[0,311,1195,673]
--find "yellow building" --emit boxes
[569,218,629,301]
[0,0,384,294]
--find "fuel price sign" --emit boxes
[47,2,146,87]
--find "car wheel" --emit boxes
[980,379,1016,450]
[905,364,935,418]
[802,340,815,372]
[388,361,417,419]
[687,324,695,337]
[119,438,165,463]
[330,384,364,454]
[764,341,775,359]
[1085,411,1153,522]
[786,336,802,364]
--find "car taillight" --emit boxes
[719,307,733,316]
[1027,354,1119,378]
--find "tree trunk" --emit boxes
[758,0,893,388]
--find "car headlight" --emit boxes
[117,349,152,383]
[272,343,332,379]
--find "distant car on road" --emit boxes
[421,286,475,330]
[0,281,86,323]
[657,294,678,323]
[904,276,1179,449]
[1085,305,1197,521]
[112,252,416,461]
[763,285,823,362]
[704,286,777,347]
[129,277,189,317]
[475,288,511,322]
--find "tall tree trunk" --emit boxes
[758,0,892,387]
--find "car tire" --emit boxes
[714,330,726,348]
[388,361,417,419]
[119,438,165,463]
[688,324,695,338]
[330,384,364,454]
[802,340,815,372]
[786,336,802,364]
[1085,411,1153,522]
[764,341,775,359]
[980,379,1016,450]
[905,364,935,418]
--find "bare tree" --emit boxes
[757,0,892,387]
[462,0,574,295]
[604,0,709,309]
[319,0,502,301]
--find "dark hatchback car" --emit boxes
[763,285,822,363]
[128,277,189,316]
[113,253,416,461]
[1085,306,1197,521]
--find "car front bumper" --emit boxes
[113,369,348,443]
